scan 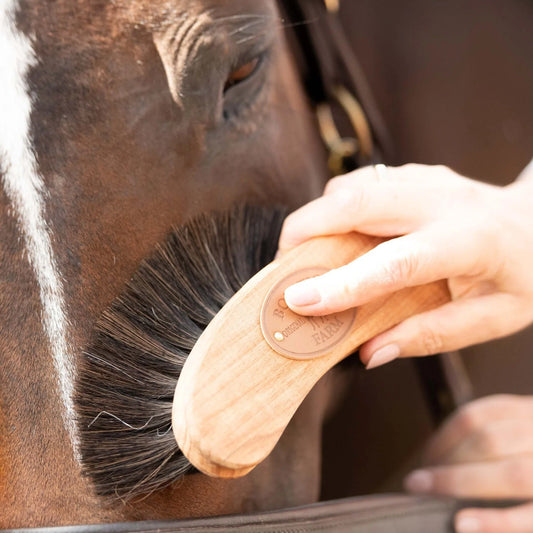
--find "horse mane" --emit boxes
[75,205,285,500]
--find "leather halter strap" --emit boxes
[279,0,394,167]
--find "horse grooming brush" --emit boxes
[76,206,287,498]
[173,231,450,478]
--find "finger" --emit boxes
[440,419,533,466]
[420,396,533,466]
[359,292,526,367]
[404,456,533,499]
[455,502,533,533]
[278,164,458,251]
[284,222,492,315]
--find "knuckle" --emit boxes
[324,175,348,195]
[418,324,444,354]
[337,271,358,303]
[382,251,418,287]
[472,394,511,413]
[462,181,482,206]
[497,514,514,532]
[428,164,454,184]
[433,164,450,175]
[395,163,425,182]
[333,187,368,216]
[503,458,533,494]
[454,404,483,434]
[338,283,356,305]
[320,267,357,311]
[497,509,521,532]
[397,162,418,175]
[278,216,301,247]
[474,428,503,457]
[433,467,461,494]
[281,210,298,231]
[483,393,513,405]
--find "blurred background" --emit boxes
[321,0,533,500]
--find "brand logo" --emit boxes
[260,268,356,360]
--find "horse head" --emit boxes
[0,0,337,527]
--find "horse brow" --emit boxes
[152,11,214,104]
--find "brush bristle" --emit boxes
[75,205,286,499]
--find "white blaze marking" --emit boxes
[0,1,80,460]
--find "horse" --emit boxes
[0,0,475,528]
[0,0,351,527]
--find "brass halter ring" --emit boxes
[324,0,340,12]
[316,85,374,176]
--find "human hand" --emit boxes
[277,163,533,368]
[404,394,533,533]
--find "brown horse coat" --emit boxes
[0,0,331,527]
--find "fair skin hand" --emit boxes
[278,162,533,531]
[278,163,533,369]
[405,394,533,533]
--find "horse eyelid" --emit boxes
[223,50,268,94]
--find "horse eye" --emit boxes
[224,56,260,93]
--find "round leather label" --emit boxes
[260,268,357,360]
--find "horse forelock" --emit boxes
[0,0,80,461]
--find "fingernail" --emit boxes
[285,281,321,307]
[404,469,433,493]
[365,344,400,369]
[455,515,482,533]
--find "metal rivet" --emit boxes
[274,331,284,342]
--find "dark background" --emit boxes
[321,0,533,499]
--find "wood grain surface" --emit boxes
[173,233,450,477]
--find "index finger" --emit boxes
[278,164,457,252]
[283,220,491,315]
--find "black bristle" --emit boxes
[75,205,286,499]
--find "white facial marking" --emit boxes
[0,1,80,460]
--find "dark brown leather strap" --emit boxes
[279,0,393,161]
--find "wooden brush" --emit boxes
[173,232,450,478]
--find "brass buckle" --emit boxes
[316,86,373,176]
[324,0,340,13]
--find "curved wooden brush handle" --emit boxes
[173,233,450,478]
